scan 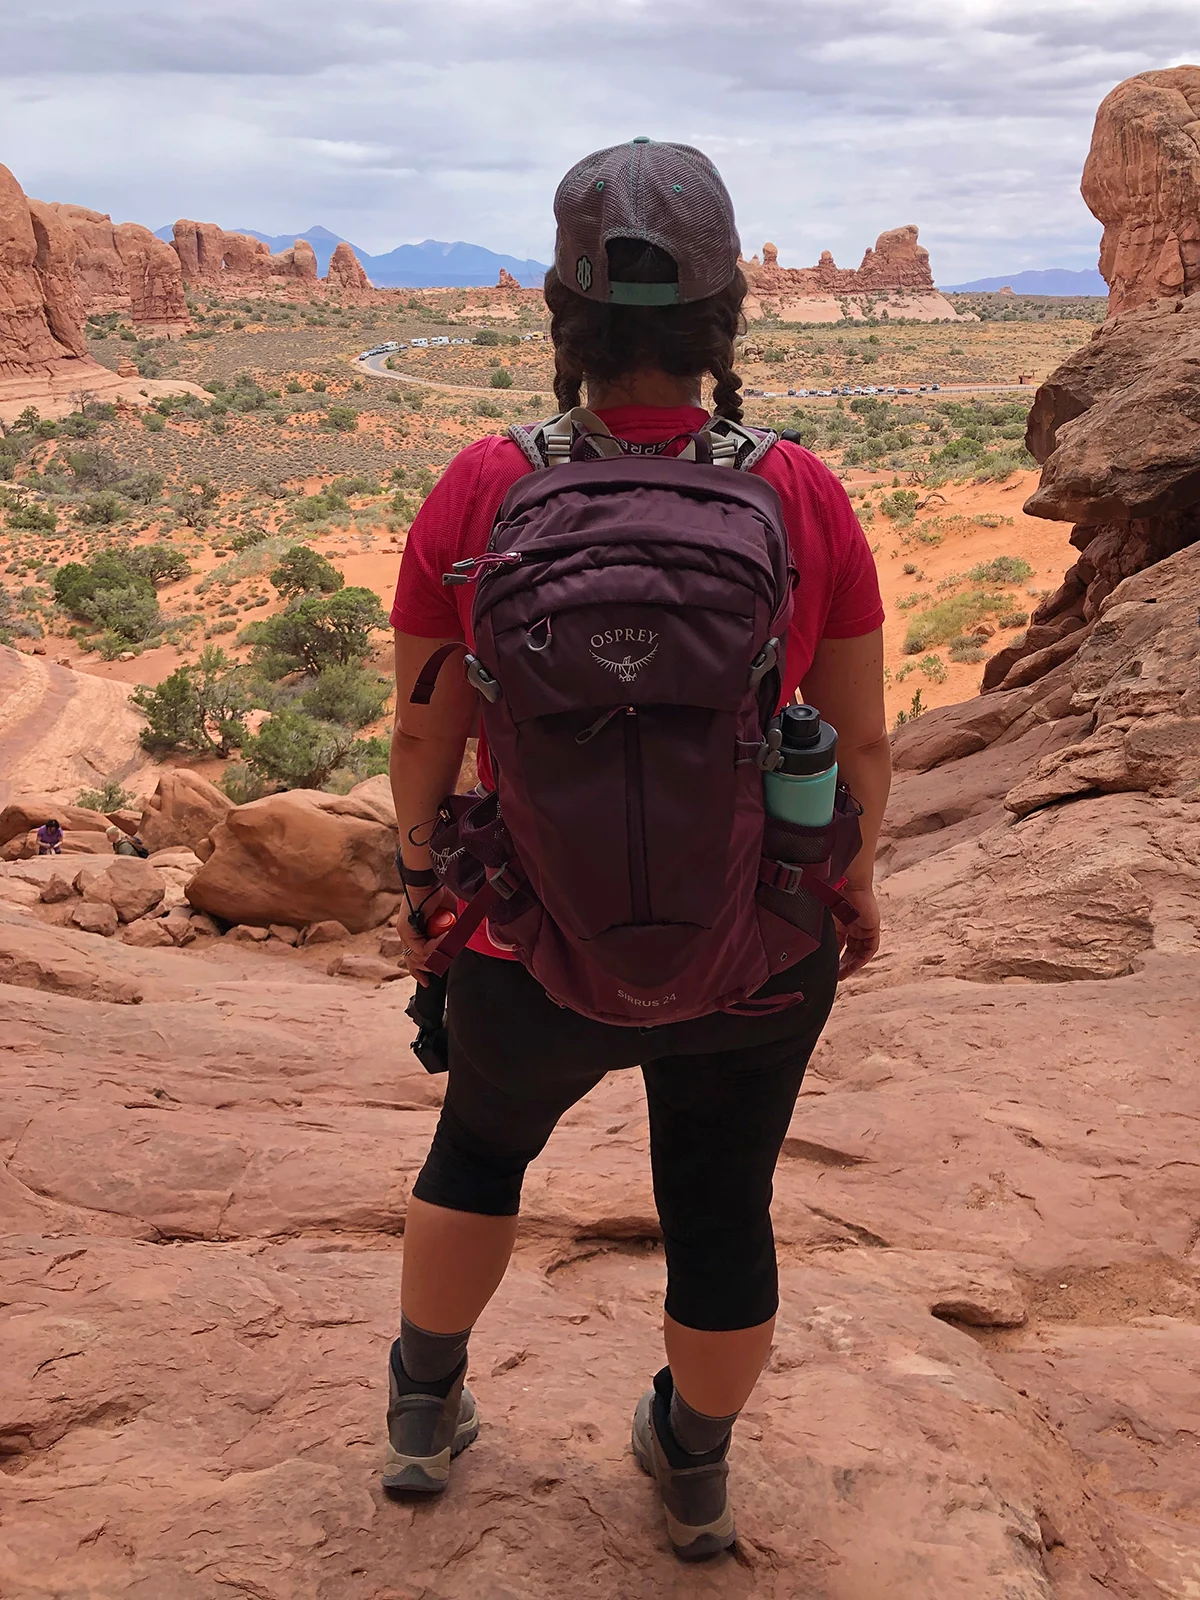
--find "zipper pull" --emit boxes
[443,552,522,588]
[576,705,632,745]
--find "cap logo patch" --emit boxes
[576,254,593,292]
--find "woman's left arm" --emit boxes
[391,629,478,972]
[800,627,891,976]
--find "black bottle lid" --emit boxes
[777,704,838,776]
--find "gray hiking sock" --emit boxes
[399,1315,472,1385]
[669,1386,739,1457]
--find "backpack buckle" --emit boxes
[749,637,779,689]
[465,654,502,703]
[487,863,521,900]
[761,857,805,894]
[756,725,783,771]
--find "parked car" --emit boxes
[411,337,429,348]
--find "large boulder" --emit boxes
[185,789,402,933]
[0,796,111,848]
[138,770,233,855]
[81,860,166,924]
[1081,66,1200,316]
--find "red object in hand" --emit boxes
[427,909,457,937]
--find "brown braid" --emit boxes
[544,239,746,422]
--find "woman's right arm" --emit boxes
[390,628,478,971]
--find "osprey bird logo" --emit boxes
[589,628,659,685]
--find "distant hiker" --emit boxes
[36,819,63,855]
[385,138,889,1559]
[107,825,147,858]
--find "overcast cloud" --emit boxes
[1,0,1197,280]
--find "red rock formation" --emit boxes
[171,218,226,287]
[218,231,272,278]
[1082,66,1200,315]
[497,266,519,289]
[288,238,318,281]
[0,166,93,377]
[326,240,370,291]
[25,200,87,359]
[740,224,934,295]
[48,204,188,329]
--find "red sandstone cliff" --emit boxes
[46,204,188,331]
[740,225,934,295]
[1082,65,1200,315]
[0,166,96,378]
[171,221,320,287]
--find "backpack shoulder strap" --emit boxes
[508,407,624,470]
[508,409,779,473]
[700,417,779,472]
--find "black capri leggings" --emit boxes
[412,917,840,1332]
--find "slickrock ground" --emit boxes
[2,538,1199,1596]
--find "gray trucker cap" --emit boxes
[553,136,741,306]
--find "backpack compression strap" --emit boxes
[508,408,778,472]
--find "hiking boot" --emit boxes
[382,1341,479,1493]
[631,1369,736,1560]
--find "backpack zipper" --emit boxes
[623,708,651,921]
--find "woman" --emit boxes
[386,138,889,1561]
[35,818,63,855]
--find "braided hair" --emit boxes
[544,238,747,421]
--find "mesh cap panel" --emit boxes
[553,138,741,305]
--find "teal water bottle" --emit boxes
[763,704,838,826]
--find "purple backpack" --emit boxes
[416,408,861,1025]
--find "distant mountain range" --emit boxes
[152,223,549,287]
[940,268,1108,296]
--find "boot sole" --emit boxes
[632,1395,736,1561]
[382,1394,479,1493]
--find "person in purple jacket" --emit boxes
[35,819,63,855]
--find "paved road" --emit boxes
[356,353,1035,401]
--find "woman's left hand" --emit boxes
[836,883,881,978]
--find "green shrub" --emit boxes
[475,328,501,345]
[80,582,162,642]
[948,636,987,663]
[966,556,1033,585]
[76,778,135,814]
[122,470,165,505]
[997,609,1029,628]
[132,647,255,755]
[124,544,191,585]
[489,368,514,390]
[892,689,925,730]
[903,589,1004,654]
[270,545,344,599]
[300,662,390,729]
[311,377,328,393]
[324,405,359,433]
[228,526,269,552]
[66,447,126,489]
[241,709,354,789]
[285,380,304,394]
[295,489,348,523]
[241,586,387,676]
[220,763,268,805]
[878,489,919,525]
[474,399,503,418]
[7,501,57,532]
[143,412,166,432]
[78,491,127,526]
[917,653,948,683]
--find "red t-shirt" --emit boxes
[390,404,884,956]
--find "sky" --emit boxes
[1,0,1198,282]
